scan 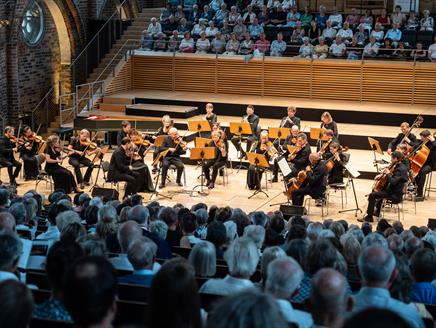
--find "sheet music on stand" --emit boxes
[278,157,292,177]
[339,162,362,217]
[344,163,360,179]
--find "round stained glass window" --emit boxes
[21,1,44,46]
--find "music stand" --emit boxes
[368,137,387,172]
[154,135,166,148]
[90,145,110,191]
[269,156,295,206]
[195,137,211,148]
[338,162,362,217]
[247,152,270,199]
[269,127,291,148]
[149,150,172,200]
[310,127,327,141]
[190,147,216,196]
[188,120,211,138]
[230,122,252,171]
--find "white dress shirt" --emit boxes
[36,226,60,241]
[199,275,254,295]
[275,299,313,328]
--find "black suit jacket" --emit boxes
[0,137,15,161]
[247,114,260,136]
[281,115,301,129]
[388,132,417,151]
[158,136,186,158]
[107,147,132,181]
[292,143,311,171]
[386,161,408,201]
[321,121,338,138]
[424,140,436,170]
[306,160,328,198]
[116,130,129,146]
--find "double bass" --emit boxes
[409,142,430,178]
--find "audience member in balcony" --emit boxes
[160,3,174,24]
[241,5,256,24]
[391,5,406,27]
[209,0,223,13]
[270,32,287,56]
[346,36,363,59]
[0,280,34,328]
[363,37,379,58]
[192,18,207,37]
[253,32,270,55]
[206,20,219,37]
[211,31,226,53]
[315,5,328,30]
[265,257,313,328]
[248,18,263,40]
[322,20,337,43]
[328,6,343,29]
[199,237,259,295]
[286,5,300,28]
[329,35,346,57]
[297,37,313,58]
[179,31,195,53]
[224,32,240,55]
[384,23,402,45]
[178,18,191,33]
[250,0,263,10]
[213,3,229,27]
[153,32,167,52]
[376,8,391,30]
[392,42,408,58]
[168,30,181,52]
[300,5,313,28]
[370,23,384,42]
[410,248,436,305]
[354,24,368,46]
[239,32,254,55]
[187,4,201,23]
[163,15,178,35]
[233,18,247,40]
[313,37,329,59]
[196,32,211,53]
[174,5,186,22]
[228,6,240,25]
[428,35,436,61]
[140,30,154,51]
[269,5,287,26]
[280,0,293,11]
[290,21,305,44]
[188,240,217,278]
[337,22,353,45]
[307,20,321,43]
[420,10,434,32]
[345,8,360,29]
[201,5,213,21]
[257,5,270,26]
[411,42,427,60]
[378,38,394,57]
[360,9,373,32]
[405,11,419,30]
[183,0,197,13]
[147,17,162,37]
[220,19,232,39]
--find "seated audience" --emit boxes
[385,23,402,45]
[344,308,416,328]
[405,11,419,30]
[0,228,21,282]
[363,37,379,57]
[239,32,254,55]
[391,5,406,26]
[153,32,167,51]
[411,42,427,60]
[345,8,360,29]
[290,21,305,44]
[192,19,207,37]
[248,18,263,39]
[330,35,346,57]
[241,5,256,24]
[179,32,195,53]
[224,32,240,55]
[196,32,211,54]
[286,6,300,28]
[420,10,434,31]
[178,18,190,33]
[253,32,270,55]
[205,21,219,37]
[322,20,337,43]
[410,248,436,304]
[370,23,384,42]
[233,18,247,40]
[270,32,286,57]
[147,17,162,37]
[328,7,343,28]
[167,30,180,52]
[188,240,217,277]
[211,31,226,53]
[337,22,354,44]
[429,35,436,61]
[313,37,329,59]
[376,8,391,29]
[0,280,33,328]
[298,37,313,58]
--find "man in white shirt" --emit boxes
[322,20,337,43]
[428,36,436,61]
[199,237,259,295]
[265,257,313,328]
[352,246,424,328]
[147,17,162,37]
[337,22,353,44]
[0,229,22,283]
[328,7,343,29]
[329,35,346,57]
[363,36,379,57]
[248,18,264,39]
[211,31,226,53]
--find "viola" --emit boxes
[80,138,97,150]
[27,133,44,143]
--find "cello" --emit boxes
[372,161,398,192]
[409,141,430,178]
[286,166,311,200]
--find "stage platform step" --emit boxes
[125,103,199,119]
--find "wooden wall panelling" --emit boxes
[132,56,173,91]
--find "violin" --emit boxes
[126,145,142,161]
[131,135,151,147]
[288,145,302,161]
[325,147,349,172]
[27,133,44,143]
[319,139,332,154]
[215,139,227,157]
[174,135,188,150]
[80,138,97,150]
[260,141,278,158]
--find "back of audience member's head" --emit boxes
[358,246,396,286]
[410,248,436,283]
[98,205,117,222]
[401,229,414,241]
[0,280,33,328]
[348,227,364,244]
[149,259,201,328]
[387,233,404,253]
[207,288,288,328]
[150,220,168,240]
[340,233,361,265]
[191,202,207,212]
[250,211,268,227]
[343,308,412,328]
[305,239,342,275]
[307,222,323,242]
[77,235,107,256]
[119,206,131,223]
[264,228,281,247]
[64,256,117,327]
[268,211,284,234]
[118,220,143,253]
[389,254,413,303]
[181,212,197,234]
[329,221,345,239]
[206,220,227,249]
[23,197,38,222]
[61,222,87,243]
[0,228,22,271]
[158,207,178,228]
[215,206,232,222]
[128,205,150,226]
[131,194,143,206]
[261,246,287,283]
[284,238,309,267]
[0,212,15,231]
[323,218,333,229]
[46,240,84,291]
[243,225,265,249]
[83,205,99,226]
[286,224,307,242]
[9,202,26,225]
[337,219,348,232]
[48,190,64,204]
[0,188,10,207]
[208,205,218,223]
[362,232,388,249]
[361,222,372,236]
[96,216,117,240]
[194,208,208,227]
[224,237,259,279]
[421,230,436,252]
[392,221,404,234]
[89,196,103,208]
[231,208,250,236]
[404,236,423,257]
[127,237,157,270]
[377,218,392,233]
[56,210,81,232]
[188,240,216,277]
[265,256,304,298]
[318,229,335,239]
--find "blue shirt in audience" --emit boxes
[119,269,155,286]
[33,298,72,322]
[411,282,436,305]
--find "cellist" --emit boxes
[414,130,436,201]
[359,151,408,223]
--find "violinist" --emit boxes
[152,115,174,173]
[414,130,436,201]
[320,112,338,139]
[107,137,140,199]
[0,126,22,185]
[127,130,154,193]
[317,129,338,158]
[387,122,417,155]
[231,105,260,159]
[44,135,81,194]
[67,129,98,188]
[279,106,301,129]
[359,151,408,222]
[204,103,218,127]
[247,131,271,190]
[203,130,227,189]
[116,120,131,146]
[158,127,187,189]
[19,126,45,180]
[326,142,347,185]
[271,125,299,182]
[287,132,311,179]
[291,153,328,206]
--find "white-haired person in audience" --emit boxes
[328,6,343,29]
[11,202,35,239]
[363,36,379,57]
[147,17,162,37]
[259,246,286,288]
[384,22,402,46]
[150,220,168,240]
[370,23,384,42]
[233,18,247,40]
[337,21,353,45]
[213,3,229,27]
[310,268,351,328]
[192,19,207,38]
[243,225,265,255]
[108,221,142,271]
[201,5,213,21]
[211,31,226,53]
[228,6,239,25]
[270,32,287,56]
[248,17,264,39]
[297,37,313,58]
[428,35,436,62]
[313,37,329,59]
[178,17,190,33]
[224,220,238,243]
[174,5,185,22]
[322,20,337,43]
[196,32,211,54]
[266,257,313,328]
[238,32,254,55]
[420,10,434,31]
[153,32,167,51]
[352,246,424,328]
[0,228,22,283]
[354,24,367,46]
[119,237,158,286]
[329,35,346,57]
[179,31,195,53]
[223,32,240,55]
[241,5,256,24]
[199,237,260,295]
[306,222,323,242]
[167,30,180,52]
[206,20,219,37]
[188,240,217,278]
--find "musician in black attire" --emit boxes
[287,132,311,179]
[67,129,96,188]
[247,131,271,190]
[152,115,174,173]
[320,112,338,138]
[158,127,187,189]
[387,122,417,155]
[231,105,260,159]
[45,135,80,194]
[291,153,328,206]
[204,103,218,127]
[116,120,131,146]
[360,151,408,222]
[204,131,227,189]
[327,142,347,185]
[19,126,44,180]
[414,130,436,201]
[317,129,338,158]
[271,125,299,182]
[0,126,21,185]
[107,137,140,199]
[280,106,301,129]
[128,129,154,192]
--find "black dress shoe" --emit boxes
[208,183,215,189]
[358,215,374,223]
[158,184,165,189]
[205,180,211,186]
[84,182,91,186]
[176,182,183,187]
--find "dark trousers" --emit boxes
[203,160,226,183]
[22,153,39,179]
[114,171,140,198]
[161,157,184,184]
[292,186,316,206]
[366,190,390,217]
[231,134,257,155]
[0,158,21,184]
[415,164,432,197]
[69,156,93,184]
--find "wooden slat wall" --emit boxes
[105,60,132,95]
[122,55,436,106]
